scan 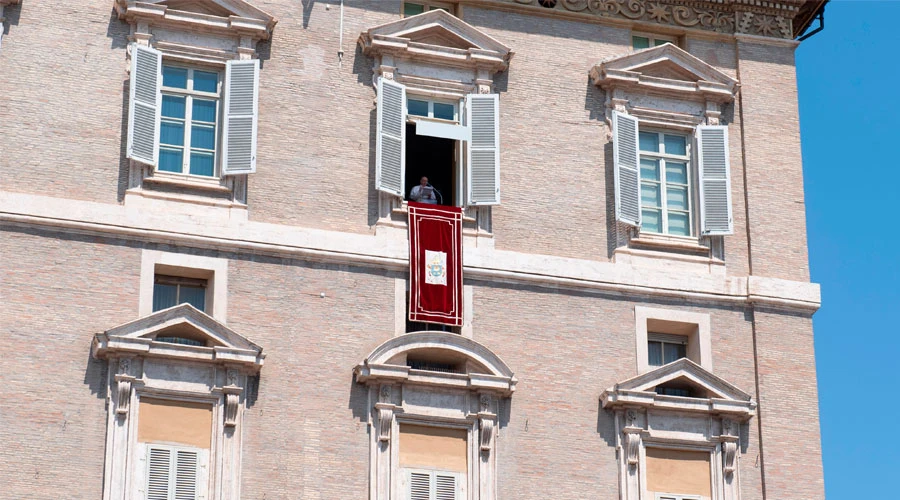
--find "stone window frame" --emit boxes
[602,359,756,500]
[116,0,275,211]
[359,9,512,244]
[634,306,711,374]
[355,332,517,500]
[92,304,264,500]
[139,249,229,322]
[591,43,739,266]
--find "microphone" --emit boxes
[427,183,443,205]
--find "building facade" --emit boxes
[0,1,826,499]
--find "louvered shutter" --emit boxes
[127,44,162,166]
[222,59,260,175]
[376,77,406,197]
[466,94,500,206]
[434,473,458,500]
[408,470,431,500]
[146,447,172,500]
[612,111,641,227]
[174,449,199,500]
[697,125,733,235]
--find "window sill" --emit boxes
[630,232,708,254]
[143,171,233,194]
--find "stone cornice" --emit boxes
[465,0,813,40]
[0,191,821,312]
[114,0,276,40]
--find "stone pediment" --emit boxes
[591,43,738,102]
[601,358,756,419]
[92,303,264,369]
[115,0,276,39]
[359,10,512,71]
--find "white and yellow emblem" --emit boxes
[424,250,448,286]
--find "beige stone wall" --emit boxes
[0,1,823,499]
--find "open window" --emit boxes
[361,9,511,216]
[592,43,739,260]
[635,306,711,374]
[116,0,275,210]
[355,332,516,500]
[602,359,756,500]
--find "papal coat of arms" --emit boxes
[424,250,448,286]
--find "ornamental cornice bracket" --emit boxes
[478,393,497,453]
[375,384,397,442]
[114,357,136,416]
[623,427,642,466]
[222,368,243,428]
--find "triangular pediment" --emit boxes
[144,0,273,21]
[98,304,262,356]
[613,358,751,402]
[591,43,738,101]
[360,9,511,59]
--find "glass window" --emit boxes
[648,336,687,367]
[633,34,677,50]
[403,2,426,16]
[408,99,429,117]
[406,96,458,122]
[159,65,221,177]
[639,131,693,236]
[153,275,207,312]
[402,1,454,17]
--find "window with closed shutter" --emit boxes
[403,468,464,500]
[142,444,208,500]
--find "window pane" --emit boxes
[641,182,660,207]
[192,99,217,123]
[639,131,658,152]
[159,148,183,172]
[664,134,686,156]
[654,38,670,46]
[433,102,455,121]
[404,3,425,16]
[648,341,663,366]
[640,158,660,181]
[153,283,178,311]
[162,66,188,89]
[666,185,689,211]
[667,212,691,236]
[190,152,215,177]
[193,71,218,93]
[179,285,206,311]
[191,125,216,150]
[161,95,186,119]
[408,99,428,117]
[632,36,650,50]
[665,162,687,184]
[642,209,661,233]
[663,342,686,364]
[160,121,184,146]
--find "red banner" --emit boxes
[408,202,463,327]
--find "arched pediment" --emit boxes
[602,358,755,419]
[591,43,739,103]
[355,332,516,395]
[359,10,512,72]
[92,303,264,370]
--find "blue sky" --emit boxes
[796,2,900,497]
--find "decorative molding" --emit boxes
[486,0,804,39]
[479,415,495,452]
[623,428,641,466]
[115,358,136,416]
[114,0,276,40]
[723,439,738,475]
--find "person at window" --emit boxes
[410,176,437,204]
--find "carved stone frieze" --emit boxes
[496,0,801,39]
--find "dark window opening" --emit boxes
[405,123,458,207]
[655,385,693,398]
[155,336,206,347]
[405,291,461,334]
[153,275,207,312]
[406,359,464,374]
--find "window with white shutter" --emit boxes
[222,59,260,175]
[403,469,464,500]
[613,111,641,227]
[697,125,733,235]
[128,44,162,167]
[466,93,500,206]
[141,444,207,500]
[376,77,407,197]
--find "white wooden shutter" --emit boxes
[146,446,172,500]
[466,93,500,206]
[697,125,733,235]
[407,470,431,500]
[376,77,406,197]
[222,59,260,175]
[434,473,458,500]
[174,449,199,500]
[613,111,641,227]
[127,44,162,166]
